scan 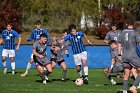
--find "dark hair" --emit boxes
[6,22,12,26]
[63,29,69,33]
[109,40,117,45]
[68,24,76,31]
[40,33,47,38]
[36,20,41,25]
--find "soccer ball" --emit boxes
[75,78,83,85]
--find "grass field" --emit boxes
[0,68,140,93]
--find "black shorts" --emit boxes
[51,58,65,66]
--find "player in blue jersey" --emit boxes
[0,23,21,75]
[21,20,50,77]
[58,24,92,84]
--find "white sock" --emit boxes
[79,69,83,77]
[123,90,127,93]
[11,62,15,70]
[2,61,6,68]
[84,66,88,76]
[25,62,32,74]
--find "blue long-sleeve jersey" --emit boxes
[27,28,50,43]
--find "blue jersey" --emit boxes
[2,29,20,49]
[64,31,86,54]
[27,28,50,43]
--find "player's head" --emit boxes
[39,33,47,43]
[6,23,12,31]
[62,29,68,38]
[109,40,117,49]
[35,20,41,30]
[68,24,76,35]
[126,23,134,29]
[111,24,117,31]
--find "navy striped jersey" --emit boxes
[28,28,50,43]
[64,31,86,54]
[2,29,20,49]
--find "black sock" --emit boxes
[105,73,111,80]
[123,80,128,90]
[133,76,140,87]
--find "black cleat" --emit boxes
[84,78,88,84]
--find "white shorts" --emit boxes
[30,53,33,59]
[2,49,15,57]
[73,51,87,66]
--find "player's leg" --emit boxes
[73,54,83,79]
[123,68,131,93]
[81,51,88,84]
[51,58,57,69]
[130,67,140,93]
[36,63,47,84]
[131,68,137,79]
[59,60,67,81]
[21,54,34,77]
[9,50,16,75]
[2,49,8,74]
[44,63,53,76]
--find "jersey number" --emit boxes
[125,33,128,41]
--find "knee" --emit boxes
[48,69,53,73]
[123,75,129,80]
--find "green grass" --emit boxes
[0,68,139,93]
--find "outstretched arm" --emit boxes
[16,37,21,51]
[84,34,92,45]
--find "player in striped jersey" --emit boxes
[58,24,92,84]
[21,20,50,77]
[0,23,21,75]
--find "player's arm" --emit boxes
[0,38,3,44]
[44,29,50,43]
[16,37,21,51]
[83,34,92,45]
[104,32,110,44]
[110,58,115,70]
[14,31,21,51]
[118,43,122,60]
[32,49,44,59]
[27,31,34,42]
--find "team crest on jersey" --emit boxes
[40,48,44,52]
[9,34,12,36]
[77,36,80,38]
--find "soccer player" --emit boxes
[33,33,52,84]
[0,23,21,75]
[50,29,69,81]
[118,23,140,93]
[104,24,120,44]
[104,40,123,85]
[21,20,50,77]
[58,24,92,84]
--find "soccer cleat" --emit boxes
[12,70,15,75]
[137,83,140,89]
[130,86,137,93]
[45,75,48,80]
[21,73,27,77]
[111,79,116,85]
[4,68,7,74]
[84,77,88,84]
[43,80,47,84]
[61,78,65,81]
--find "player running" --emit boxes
[21,20,50,77]
[58,24,92,84]
[118,23,140,93]
[32,33,52,84]
[0,23,21,75]
[50,29,69,81]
